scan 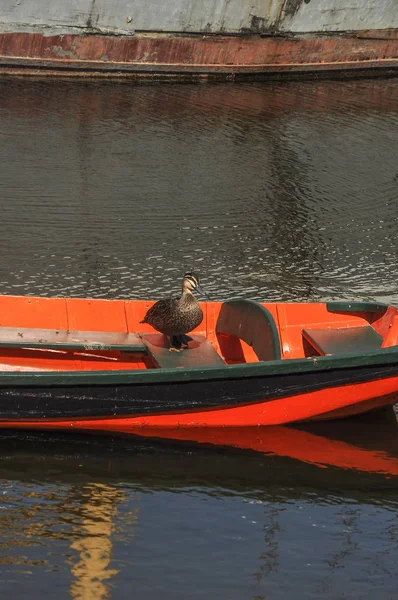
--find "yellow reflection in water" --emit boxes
[69,482,137,600]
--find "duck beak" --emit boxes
[195,283,210,299]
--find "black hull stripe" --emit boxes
[0,363,397,420]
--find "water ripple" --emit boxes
[0,77,397,304]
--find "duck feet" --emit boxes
[166,336,183,352]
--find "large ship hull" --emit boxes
[0,1,397,79]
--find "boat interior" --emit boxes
[0,296,396,373]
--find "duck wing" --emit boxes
[140,298,178,326]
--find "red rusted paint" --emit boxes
[0,31,397,78]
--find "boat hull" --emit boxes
[2,0,398,79]
[1,30,397,80]
[0,294,397,432]
[0,367,397,432]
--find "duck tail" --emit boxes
[171,334,193,348]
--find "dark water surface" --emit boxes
[0,77,398,598]
[0,77,397,302]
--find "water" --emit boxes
[1,418,398,599]
[0,76,398,598]
[0,77,397,302]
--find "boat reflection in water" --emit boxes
[132,416,398,478]
[0,411,398,597]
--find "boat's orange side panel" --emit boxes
[382,315,398,348]
[0,349,149,372]
[205,301,222,342]
[66,298,128,332]
[372,307,398,347]
[0,296,68,329]
[0,350,82,372]
[125,300,155,335]
[371,305,396,337]
[0,296,396,367]
[276,303,376,359]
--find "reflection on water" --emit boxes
[0,75,398,598]
[0,476,136,599]
[0,415,398,598]
[0,78,397,303]
[69,484,125,600]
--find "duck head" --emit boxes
[182,272,204,296]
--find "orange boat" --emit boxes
[0,294,397,433]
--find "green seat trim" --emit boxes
[141,333,226,369]
[327,301,388,315]
[0,327,145,352]
[302,326,383,356]
[215,299,281,361]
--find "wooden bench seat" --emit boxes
[302,326,383,356]
[141,334,226,369]
[0,327,146,352]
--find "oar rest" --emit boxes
[215,299,281,362]
[302,326,383,356]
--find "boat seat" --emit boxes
[302,326,383,356]
[215,299,281,361]
[0,327,146,352]
[141,333,226,369]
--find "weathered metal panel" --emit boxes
[0,0,92,30]
[0,0,397,79]
[0,30,397,74]
[1,0,398,35]
[279,0,398,33]
[94,0,283,33]
[0,0,282,34]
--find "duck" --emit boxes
[140,272,204,351]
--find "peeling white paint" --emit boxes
[0,0,92,29]
[0,0,396,35]
[0,0,280,34]
[280,0,398,32]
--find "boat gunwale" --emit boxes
[0,345,397,387]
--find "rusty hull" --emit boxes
[0,31,397,79]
